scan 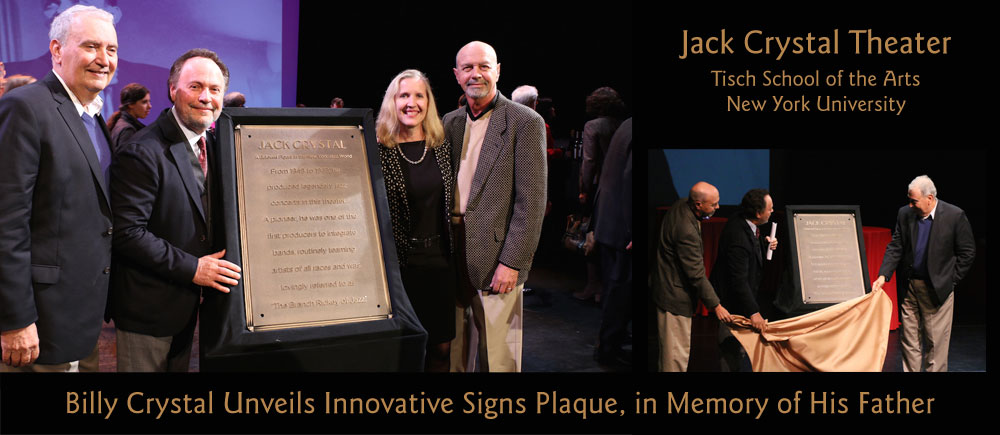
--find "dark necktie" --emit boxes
[913,215,933,278]
[197,136,208,178]
[81,112,111,186]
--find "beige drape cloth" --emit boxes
[728,289,892,372]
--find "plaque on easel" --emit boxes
[199,108,426,371]
[233,125,391,331]
[780,205,871,316]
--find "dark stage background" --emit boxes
[295,1,633,139]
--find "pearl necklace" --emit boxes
[397,142,428,165]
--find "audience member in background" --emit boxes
[107,83,150,151]
[579,87,625,207]
[376,69,455,372]
[223,91,245,108]
[330,97,344,108]
[572,88,625,302]
[512,85,555,149]
[1,75,38,95]
[592,117,632,368]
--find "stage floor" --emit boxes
[96,257,631,373]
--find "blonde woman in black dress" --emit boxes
[376,69,455,372]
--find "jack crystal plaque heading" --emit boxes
[234,125,391,331]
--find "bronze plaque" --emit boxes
[234,125,391,331]
[792,213,867,304]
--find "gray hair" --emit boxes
[908,175,937,197]
[511,85,538,107]
[49,5,115,45]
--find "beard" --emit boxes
[464,80,491,99]
[178,106,217,134]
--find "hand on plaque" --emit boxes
[194,249,242,293]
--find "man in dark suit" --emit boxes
[110,49,241,372]
[872,175,975,372]
[710,188,778,371]
[651,182,733,372]
[593,118,632,367]
[0,5,117,372]
[444,41,547,372]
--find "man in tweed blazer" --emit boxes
[445,41,547,372]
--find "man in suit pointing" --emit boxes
[873,175,975,372]
[0,5,117,372]
[445,41,547,372]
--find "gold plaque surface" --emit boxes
[792,213,866,304]
[235,125,391,331]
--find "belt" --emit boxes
[450,212,465,225]
[409,234,441,249]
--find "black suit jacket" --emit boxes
[593,118,632,249]
[878,199,976,305]
[0,71,114,364]
[110,108,218,337]
[710,215,765,317]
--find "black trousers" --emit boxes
[597,243,632,356]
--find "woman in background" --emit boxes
[107,83,151,152]
[376,69,455,372]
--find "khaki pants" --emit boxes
[657,308,691,372]
[0,341,99,373]
[450,284,523,372]
[900,279,954,372]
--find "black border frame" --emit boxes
[783,205,871,317]
[198,107,426,371]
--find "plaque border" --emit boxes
[199,108,427,370]
[782,205,871,316]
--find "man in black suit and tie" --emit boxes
[872,175,975,372]
[110,49,241,371]
[0,5,117,372]
[710,188,777,372]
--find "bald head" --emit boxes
[690,181,718,202]
[455,41,498,67]
[454,41,501,107]
[689,181,720,219]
